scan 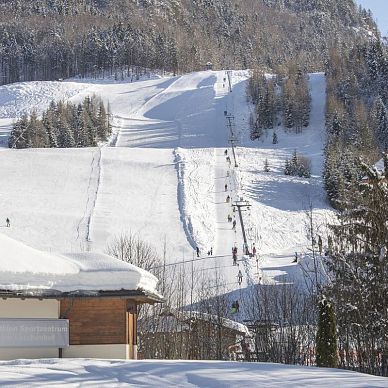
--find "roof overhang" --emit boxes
[0,288,164,304]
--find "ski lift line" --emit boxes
[199,265,234,272]
[207,280,239,290]
[150,253,231,270]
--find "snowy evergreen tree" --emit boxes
[272,132,278,144]
[284,150,311,178]
[8,115,29,149]
[42,111,58,148]
[282,68,311,132]
[8,96,109,149]
[325,155,388,375]
[316,298,338,368]
[263,158,270,172]
[371,96,388,151]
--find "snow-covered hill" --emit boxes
[0,70,333,295]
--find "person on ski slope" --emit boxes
[237,270,243,285]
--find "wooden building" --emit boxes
[0,234,163,360]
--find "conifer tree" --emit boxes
[42,111,58,148]
[28,109,48,148]
[371,96,388,151]
[8,115,29,148]
[97,100,108,140]
[325,155,388,373]
[284,158,291,175]
[316,298,338,368]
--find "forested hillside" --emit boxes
[0,0,378,84]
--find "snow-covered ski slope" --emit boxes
[0,70,332,293]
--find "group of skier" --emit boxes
[224,152,245,287]
[196,246,213,258]
[196,145,260,298]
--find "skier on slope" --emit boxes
[318,235,323,255]
[196,246,200,257]
[232,246,238,265]
[231,301,237,314]
[232,219,236,230]
[225,183,228,191]
[226,195,230,203]
[5,218,10,227]
[237,270,243,285]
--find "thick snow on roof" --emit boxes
[142,310,250,335]
[179,311,250,336]
[0,233,160,296]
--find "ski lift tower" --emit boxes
[233,198,251,253]
[226,70,233,92]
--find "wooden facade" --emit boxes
[60,297,137,352]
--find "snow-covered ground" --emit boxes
[0,359,386,387]
[0,70,333,294]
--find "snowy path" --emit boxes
[213,148,249,289]
[209,72,256,292]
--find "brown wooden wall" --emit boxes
[60,297,136,346]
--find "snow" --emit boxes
[0,70,333,299]
[0,359,386,387]
[374,157,385,173]
[0,233,160,296]
[178,311,250,335]
[0,81,90,119]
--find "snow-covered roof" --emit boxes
[0,233,162,300]
[140,310,250,335]
[179,311,250,336]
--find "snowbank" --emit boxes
[0,358,386,387]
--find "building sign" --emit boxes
[0,318,69,348]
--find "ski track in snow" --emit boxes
[76,147,102,250]
[174,149,197,249]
